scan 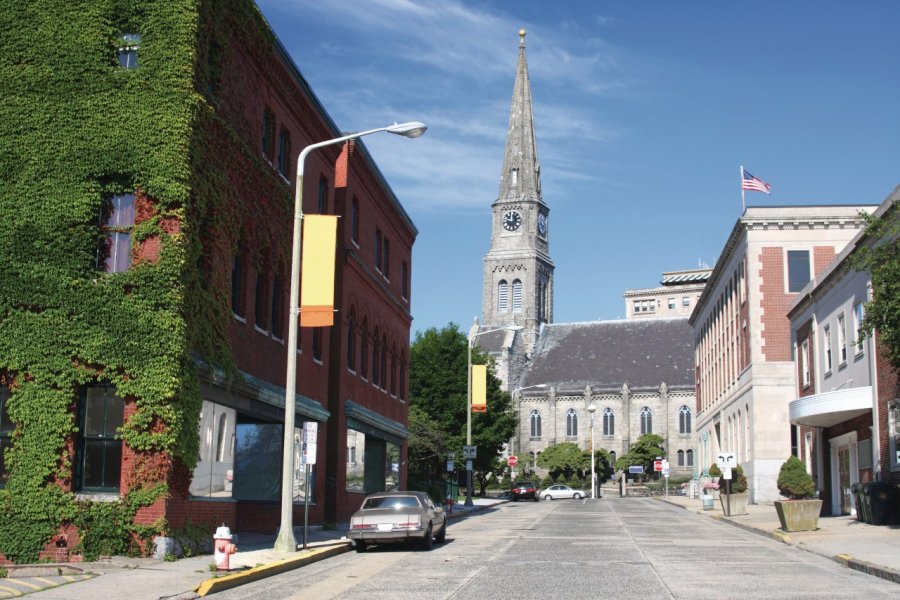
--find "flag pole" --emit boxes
[740,165,746,213]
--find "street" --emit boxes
[211,498,899,599]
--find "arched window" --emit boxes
[609,451,617,466]
[679,405,692,434]
[530,410,542,439]
[512,279,523,312]
[390,343,398,396]
[603,408,614,436]
[498,280,509,312]
[640,406,652,435]
[360,320,369,379]
[566,409,578,437]
[686,449,694,467]
[399,352,406,401]
[677,449,685,467]
[380,334,388,390]
[372,327,381,387]
[347,311,356,372]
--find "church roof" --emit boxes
[519,318,694,393]
[496,30,543,205]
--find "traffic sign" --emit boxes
[463,445,477,459]
[628,465,644,474]
[717,452,736,468]
[507,455,518,467]
[653,460,663,472]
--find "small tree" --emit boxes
[708,463,722,478]
[536,442,587,481]
[777,456,816,499]
[614,434,666,481]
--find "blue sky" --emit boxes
[257,0,900,337]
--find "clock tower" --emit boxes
[482,30,554,356]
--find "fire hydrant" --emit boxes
[213,525,237,571]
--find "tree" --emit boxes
[408,324,516,494]
[536,442,586,481]
[851,206,900,369]
[615,434,666,482]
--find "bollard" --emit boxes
[213,524,237,571]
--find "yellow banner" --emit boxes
[472,364,487,412]
[300,215,338,327]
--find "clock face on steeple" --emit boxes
[502,210,522,231]
[537,213,547,237]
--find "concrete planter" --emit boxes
[719,493,748,516]
[774,499,823,532]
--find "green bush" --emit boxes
[731,465,748,493]
[777,456,816,499]
[708,463,722,478]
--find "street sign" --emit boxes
[722,466,733,480]
[507,455,518,467]
[463,445,477,459]
[628,465,644,474]
[717,452,737,468]
[447,460,454,472]
[662,466,670,478]
[465,460,472,471]
[653,460,663,472]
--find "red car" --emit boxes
[511,481,539,502]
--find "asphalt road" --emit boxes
[212,498,899,599]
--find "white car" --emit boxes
[348,491,446,552]
[539,484,587,500]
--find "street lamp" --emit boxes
[274,121,427,553]
[587,403,597,499]
[465,320,523,507]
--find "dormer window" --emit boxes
[509,168,518,187]
[117,33,141,69]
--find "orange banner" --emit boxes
[300,215,338,327]
[472,364,487,412]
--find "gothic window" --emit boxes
[609,450,617,466]
[686,449,694,467]
[360,320,369,379]
[566,409,578,437]
[530,410,542,439]
[372,327,380,386]
[677,450,685,467]
[390,343,398,396]
[498,280,508,312]
[347,311,356,372]
[512,279,523,312]
[679,405,692,434]
[380,333,388,391]
[602,408,614,436]
[640,406,652,435]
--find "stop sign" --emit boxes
[654,460,663,472]
[507,455,518,467]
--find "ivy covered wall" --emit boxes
[0,0,291,562]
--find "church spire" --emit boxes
[497,29,542,204]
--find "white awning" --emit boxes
[789,386,873,428]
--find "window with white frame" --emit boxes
[101,192,136,273]
[633,300,641,313]
[117,33,141,68]
[682,296,690,307]
[565,409,578,437]
[838,313,847,364]
[512,279,523,312]
[668,298,675,310]
[603,408,614,436]
[823,324,832,373]
[787,250,811,293]
[76,385,125,492]
[498,280,509,312]
[530,410,542,439]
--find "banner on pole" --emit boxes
[472,364,487,412]
[300,215,338,327]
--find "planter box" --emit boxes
[719,493,748,516]
[774,499,823,532]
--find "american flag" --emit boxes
[742,169,771,194]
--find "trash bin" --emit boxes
[867,482,897,526]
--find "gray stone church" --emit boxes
[476,31,697,478]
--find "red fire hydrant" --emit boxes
[213,525,237,571]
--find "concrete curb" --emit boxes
[194,542,351,597]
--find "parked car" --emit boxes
[511,481,539,502]
[539,484,587,500]
[348,491,447,552]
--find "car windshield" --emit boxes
[362,496,421,509]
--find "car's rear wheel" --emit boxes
[544,494,552,501]
[435,522,447,543]
[421,524,433,550]
[355,541,366,553]
[573,493,582,499]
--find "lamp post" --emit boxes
[587,403,597,499]
[274,121,427,553]
[465,321,523,507]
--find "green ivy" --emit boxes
[0,0,293,562]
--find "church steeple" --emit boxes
[498,30,542,204]
[482,30,554,358]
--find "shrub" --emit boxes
[777,456,816,499]
[708,463,722,478]
[731,465,748,493]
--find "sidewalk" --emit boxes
[657,494,900,585]
[14,497,503,600]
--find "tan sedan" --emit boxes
[348,491,447,552]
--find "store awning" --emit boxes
[789,386,873,428]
